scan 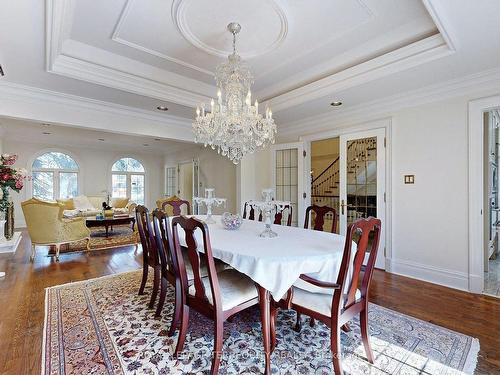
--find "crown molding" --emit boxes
[279,66,500,138]
[111,0,213,77]
[268,33,453,111]
[51,42,213,107]
[46,0,213,108]
[46,0,459,115]
[0,81,194,142]
[265,0,457,110]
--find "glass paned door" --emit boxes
[131,174,145,205]
[340,129,386,269]
[272,143,304,227]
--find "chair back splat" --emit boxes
[162,197,191,216]
[171,216,222,311]
[152,209,177,281]
[135,205,158,268]
[304,204,337,233]
[274,204,293,226]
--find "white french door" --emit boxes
[271,142,305,227]
[339,128,386,269]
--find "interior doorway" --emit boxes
[309,127,386,269]
[175,159,200,214]
[483,108,500,297]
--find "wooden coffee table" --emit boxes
[86,215,136,237]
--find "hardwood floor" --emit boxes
[0,231,499,375]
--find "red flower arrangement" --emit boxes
[0,154,29,212]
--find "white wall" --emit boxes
[164,147,237,215]
[5,139,164,228]
[390,97,469,289]
[242,93,494,291]
[237,149,272,213]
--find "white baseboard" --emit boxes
[468,274,484,294]
[388,258,469,291]
[14,219,26,229]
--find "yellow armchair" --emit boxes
[21,198,91,262]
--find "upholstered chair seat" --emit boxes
[188,269,258,311]
[291,287,361,317]
[178,248,229,280]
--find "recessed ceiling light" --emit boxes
[156,106,168,111]
[41,123,51,127]
[98,138,105,141]
[330,101,342,107]
[143,143,149,146]
[154,138,162,141]
[42,132,51,135]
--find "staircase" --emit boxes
[311,138,377,215]
[311,157,340,210]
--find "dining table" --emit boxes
[179,214,351,374]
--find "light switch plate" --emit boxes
[404,175,415,184]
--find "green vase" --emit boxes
[4,201,14,240]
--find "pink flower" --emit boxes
[1,154,17,166]
[15,180,23,189]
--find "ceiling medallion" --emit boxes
[192,22,277,164]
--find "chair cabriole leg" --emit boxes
[211,318,224,374]
[149,266,160,309]
[138,264,148,295]
[360,306,374,363]
[331,325,343,375]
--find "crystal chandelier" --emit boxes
[192,22,277,164]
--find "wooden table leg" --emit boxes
[257,285,271,375]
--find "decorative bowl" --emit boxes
[221,212,242,230]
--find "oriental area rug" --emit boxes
[42,270,479,374]
[48,225,138,255]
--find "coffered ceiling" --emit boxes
[1,0,500,141]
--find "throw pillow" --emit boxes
[111,197,129,208]
[73,195,95,211]
[56,198,75,210]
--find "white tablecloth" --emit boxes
[175,215,350,300]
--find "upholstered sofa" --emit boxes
[59,195,136,218]
[21,198,91,261]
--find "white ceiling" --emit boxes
[0,117,196,156]
[0,0,500,139]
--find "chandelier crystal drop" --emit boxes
[192,22,277,164]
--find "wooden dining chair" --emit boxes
[274,204,293,226]
[151,209,229,325]
[151,209,181,329]
[304,204,337,233]
[136,205,161,309]
[161,196,191,216]
[172,216,260,374]
[298,204,339,329]
[278,217,381,375]
[242,201,262,221]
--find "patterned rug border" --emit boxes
[41,270,481,375]
[41,270,141,375]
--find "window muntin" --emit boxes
[111,158,145,205]
[32,152,79,200]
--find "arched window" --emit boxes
[32,151,79,200]
[111,157,145,205]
